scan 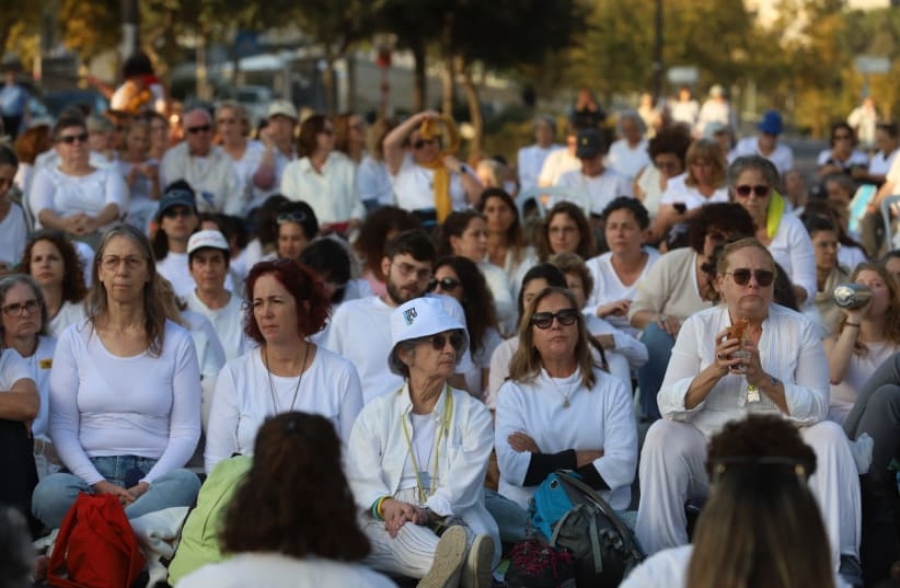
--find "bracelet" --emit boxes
[371,496,388,521]
[845,322,861,328]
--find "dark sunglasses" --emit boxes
[58,132,88,144]
[277,211,308,224]
[413,138,435,150]
[531,308,579,329]
[186,124,212,134]
[162,207,195,219]
[734,184,771,198]
[428,277,461,292]
[724,268,775,287]
[422,332,466,352]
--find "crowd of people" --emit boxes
[4,65,900,587]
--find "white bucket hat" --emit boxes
[388,297,467,375]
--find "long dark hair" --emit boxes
[477,188,526,264]
[433,256,498,355]
[297,114,329,159]
[20,230,87,304]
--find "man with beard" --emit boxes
[323,230,472,404]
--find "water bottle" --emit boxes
[833,283,872,310]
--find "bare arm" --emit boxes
[0,378,40,422]
[383,111,437,175]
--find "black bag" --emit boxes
[0,418,38,528]
[539,471,644,588]
[504,538,576,588]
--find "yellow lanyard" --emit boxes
[400,385,454,505]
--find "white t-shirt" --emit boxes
[869,149,899,176]
[816,149,869,170]
[184,291,248,361]
[606,139,651,180]
[48,301,87,339]
[538,149,582,186]
[19,336,57,438]
[838,245,867,272]
[29,166,128,229]
[0,202,28,267]
[585,248,661,336]
[464,327,504,398]
[391,153,467,212]
[555,168,634,215]
[659,173,728,210]
[518,144,564,192]
[280,151,364,224]
[729,137,795,175]
[829,340,899,424]
[670,100,699,126]
[1,347,35,409]
[227,140,265,203]
[204,346,363,472]
[357,154,394,206]
[495,367,637,510]
[176,553,398,588]
[157,252,195,298]
[49,319,201,485]
[479,260,516,336]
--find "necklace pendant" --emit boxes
[563,399,571,408]
[747,384,761,403]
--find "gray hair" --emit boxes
[616,109,646,137]
[823,172,855,195]
[727,155,782,196]
[387,331,467,379]
[532,115,557,136]
[0,507,33,588]
[0,274,48,339]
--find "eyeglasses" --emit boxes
[163,207,194,219]
[1,299,40,317]
[428,277,461,292]
[58,132,88,144]
[101,255,146,271]
[413,138,436,150]
[734,184,771,198]
[186,124,212,134]
[724,268,775,287]
[655,160,681,172]
[277,211,308,224]
[531,308,580,329]
[420,332,466,352]
[392,261,432,281]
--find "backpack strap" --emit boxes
[549,503,604,575]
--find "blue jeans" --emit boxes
[636,323,676,421]
[484,489,531,544]
[32,455,200,529]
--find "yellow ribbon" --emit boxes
[418,117,460,223]
[766,190,786,239]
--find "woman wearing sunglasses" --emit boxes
[29,116,128,249]
[729,155,817,307]
[494,286,637,519]
[280,115,363,237]
[274,201,319,263]
[430,256,503,399]
[346,296,497,588]
[636,238,862,582]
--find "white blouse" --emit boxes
[29,166,128,228]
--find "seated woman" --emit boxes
[476,188,537,300]
[0,146,27,275]
[804,215,850,337]
[346,297,497,588]
[629,203,756,421]
[275,201,319,263]
[494,286,637,514]
[299,238,373,316]
[633,126,692,220]
[437,211,516,335]
[635,237,861,579]
[20,231,87,338]
[825,262,900,424]
[32,224,202,529]
[176,413,397,588]
[536,201,596,263]
[817,122,868,183]
[0,275,58,479]
[429,255,504,400]
[117,116,161,234]
[801,199,868,273]
[204,259,363,472]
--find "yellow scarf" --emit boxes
[766,190,786,239]
[418,157,452,222]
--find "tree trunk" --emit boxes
[322,47,337,115]
[441,12,455,117]
[411,39,426,112]
[346,51,357,113]
[462,63,483,156]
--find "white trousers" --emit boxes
[635,419,861,571]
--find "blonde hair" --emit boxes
[685,139,727,189]
[837,262,900,354]
[715,237,776,276]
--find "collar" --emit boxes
[396,381,452,420]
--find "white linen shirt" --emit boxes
[160,144,245,215]
[658,304,829,438]
[390,152,467,212]
[495,367,637,510]
[280,151,364,224]
[768,213,817,302]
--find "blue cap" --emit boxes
[157,184,197,218]
[758,110,783,135]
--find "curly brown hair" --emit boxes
[220,412,370,561]
[353,206,422,279]
[13,124,52,165]
[20,231,87,304]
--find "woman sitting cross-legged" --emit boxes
[346,297,498,588]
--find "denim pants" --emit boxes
[636,323,676,421]
[32,455,200,529]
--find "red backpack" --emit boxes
[48,493,146,588]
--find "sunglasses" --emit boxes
[163,207,195,219]
[734,184,771,198]
[724,268,775,287]
[421,332,466,352]
[531,308,579,329]
[428,277,461,292]
[58,132,88,144]
[277,211,308,224]
[413,138,435,150]
[186,124,212,134]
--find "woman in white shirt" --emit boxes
[0,275,58,479]
[825,263,900,424]
[634,126,692,220]
[536,201,597,263]
[29,116,128,249]
[0,146,27,272]
[438,211,516,336]
[356,118,398,211]
[607,110,651,180]
[280,115,363,236]
[817,122,869,182]
[20,231,87,338]
[495,286,637,515]
[118,117,161,234]
[651,139,729,248]
[178,413,397,588]
[204,259,363,472]
[346,297,497,587]
[477,188,537,300]
[215,102,262,212]
[31,225,202,529]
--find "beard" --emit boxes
[385,277,422,306]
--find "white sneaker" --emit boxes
[461,534,494,588]
[418,526,467,588]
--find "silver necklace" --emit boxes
[548,372,575,408]
[264,344,311,413]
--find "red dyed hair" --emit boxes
[243,259,331,343]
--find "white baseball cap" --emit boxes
[187,230,229,255]
[267,100,298,121]
[390,296,466,351]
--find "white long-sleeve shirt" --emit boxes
[479,260,516,335]
[658,304,829,438]
[204,345,363,472]
[29,166,128,229]
[160,144,245,215]
[280,151,363,224]
[767,213,817,303]
[49,320,201,485]
[495,367,637,510]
